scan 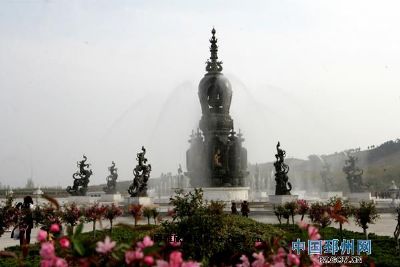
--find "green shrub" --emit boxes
[159,189,284,265]
[353,200,379,239]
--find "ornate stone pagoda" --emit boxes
[186,28,248,187]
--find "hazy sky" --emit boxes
[1,0,399,187]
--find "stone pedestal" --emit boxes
[67,196,98,206]
[347,192,371,203]
[252,191,267,201]
[185,187,249,202]
[126,197,153,206]
[268,195,298,205]
[320,191,343,199]
[100,193,122,203]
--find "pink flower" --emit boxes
[298,220,308,230]
[272,262,285,267]
[96,236,116,254]
[169,251,183,267]
[50,223,60,233]
[55,257,68,267]
[40,259,53,267]
[37,230,48,242]
[308,226,321,240]
[59,237,70,249]
[251,251,265,267]
[255,241,262,248]
[125,249,144,264]
[156,260,169,267]
[137,235,154,249]
[287,252,300,266]
[40,242,55,260]
[310,255,322,267]
[182,262,201,267]
[272,247,286,262]
[144,256,155,265]
[237,254,250,267]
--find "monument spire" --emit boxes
[206,28,223,73]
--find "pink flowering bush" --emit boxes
[104,203,123,233]
[36,229,202,267]
[234,222,323,267]
[296,199,309,221]
[60,203,82,232]
[0,196,19,237]
[84,203,107,237]
[33,204,62,233]
[129,204,143,226]
[308,202,331,228]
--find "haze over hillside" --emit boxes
[248,138,400,192]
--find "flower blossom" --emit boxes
[144,255,155,265]
[237,254,250,267]
[125,248,144,264]
[59,237,70,249]
[169,251,183,267]
[96,236,116,254]
[137,236,154,249]
[40,242,55,260]
[287,252,300,266]
[298,220,308,230]
[50,223,60,233]
[308,226,321,240]
[37,230,48,242]
[251,251,265,267]
[54,257,68,267]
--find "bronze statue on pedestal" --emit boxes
[103,161,118,194]
[128,146,152,197]
[66,155,92,196]
[274,142,292,195]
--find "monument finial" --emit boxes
[206,28,223,73]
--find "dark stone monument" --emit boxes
[342,153,365,193]
[186,28,248,187]
[103,161,118,194]
[274,142,292,195]
[128,146,152,197]
[66,155,92,196]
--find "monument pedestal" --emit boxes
[320,191,343,199]
[100,193,122,203]
[185,187,249,202]
[268,195,298,205]
[252,191,267,201]
[126,197,153,206]
[67,196,98,205]
[347,192,371,203]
